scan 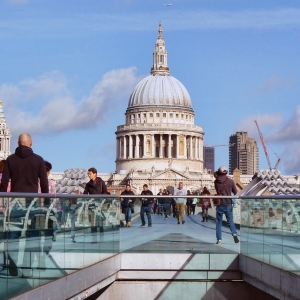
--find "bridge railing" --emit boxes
[0,193,300,299]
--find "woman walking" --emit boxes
[200,187,211,222]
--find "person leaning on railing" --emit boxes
[214,166,239,245]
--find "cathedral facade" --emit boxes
[110,23,214,194]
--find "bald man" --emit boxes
[0,133,48,193]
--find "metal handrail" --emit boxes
[0,192,299,199]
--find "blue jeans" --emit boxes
[125,207,132,222]
[140,206,152,226]
[216,205,237,240]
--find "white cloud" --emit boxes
[0,67,140,135]
[281,142,300,174]
[2,8,300,38]
[248,75,295,97]
[270,106,300,142]
[236,113,283,140]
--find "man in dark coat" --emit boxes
[214,166,239,245]
[83,167,108,194]
[140,184,153,228]
[0,133,49,277]
[0,133,48,193]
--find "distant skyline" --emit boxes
[1,0,300,174]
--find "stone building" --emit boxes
[0,101,11,160]
[229,132,259,175]
[111,23,213,194]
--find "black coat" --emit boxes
[0,146,48,193]
[121,190,135,213]
[140,190,154,206]
[83,177,108,195]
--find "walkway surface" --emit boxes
[120,213,240,254]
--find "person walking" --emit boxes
[173,182,187,224]
[214,166,239,244]
[83,167,108,195]
[157,188,164,215]
[121,185,135,227]
[191,192,197,215]
[140,184,153,228]
[186,190,192,216]
[200,187,211,222]
[162,189,171,219]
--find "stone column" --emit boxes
[143,135,147,157]
[196,137,199,159]
[168,134,171,158]
[116,137,119,160]
[128,135,133,159]
[159,134,163,158]
[189,136,193,159]
[123,136,127,159]
[199,138,203,160]
[176,135,179,158]
[183,135,187,158]
[119,137,122,159]
[135,135,139,158]
[151,134,155,157]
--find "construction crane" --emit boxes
[204,143,235,147]
[254,120,280,170]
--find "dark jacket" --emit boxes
[83,177,108,195]
[140,190,154,206]
[121,190,135,210]
[0,146,48,193]
[157,192,169,204]
[214,174,237,206]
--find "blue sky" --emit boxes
[1,0,300,174]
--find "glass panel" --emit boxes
[240,197,300,276]
[0,195,119,299]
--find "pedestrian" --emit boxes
[140,184,153,228]
[157,188,164,215]
[191,192,197,215]
[83,167,108,244]
[121,185,135,227]
[0,133,48,193]
[186,190,192,216]
[0,133,49,277]
[214,171,237,207]
[162,189,171,219]
[83,167,108,195]
[170,191,176,218]
[200,187,211,222]
[214,166,239,244]
[0,160,11,217]
[173,182,187,224]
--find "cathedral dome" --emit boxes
[128,74,192,109]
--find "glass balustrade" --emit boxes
[240,196,300,275]
[0,194,119,299]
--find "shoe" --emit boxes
[140,224,145,227]
[182,220,185,224]
[216,240,222,244]
[201,219,205,222]
[71,238,76,243]
[125,222,128,227]
[148,225,152,228]
[177,221,180,224]
[127,222,131,227]
[233,235,239,243]
[52,234,56,242]
[164,215,169,219]
[206,218,208,222]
